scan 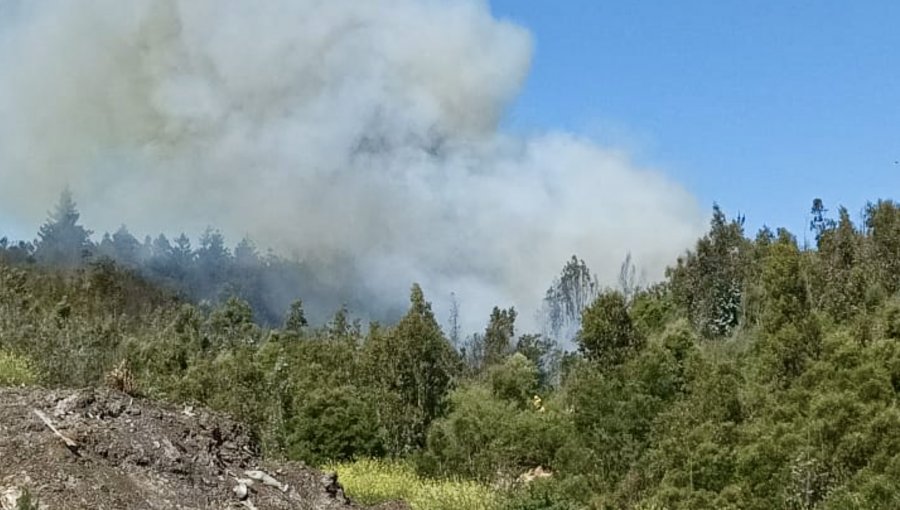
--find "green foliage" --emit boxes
[755,230,822,381]
[502,478,584,510]
[811,207,868,322]
[0,350,38,386]
[668,205,749,338]
[577,290,642,367]
[483,307,517,368]
[9,194,900,509]
[883,298,900,340]
[284,299,308,334]
[488,353,540,407]
[15,488,40,510]
[630,283,676,337]
[285,385,383,465]
[865,200,900,295]
[363,284,462,455]
[420,383,566,481]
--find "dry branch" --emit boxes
[33,409,78,449]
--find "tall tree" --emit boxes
[110,225,141,267]
[194,227,231,298]
[234,237,260,267]
[809,198,836,244]
[864,200,900,295]
[483,306,517,368]
[542,255,600,341]
[284,299,308,335]
[668,205,749,338]
[363,284,461,454]
[757,229,821,379]
[813,207,866,321]
[34,188,93,267]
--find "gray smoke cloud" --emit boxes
[0,0,705,331]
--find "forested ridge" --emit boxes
[4,194,900,509]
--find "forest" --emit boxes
[3,192,900,509]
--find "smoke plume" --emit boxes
[0,0,705,330]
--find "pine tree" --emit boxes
[34,189,93,267]
[284,299,308,334]
[234,237,260,267]
[110,225,141,267]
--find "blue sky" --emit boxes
[1,2,897,245]
[490,0,900,241]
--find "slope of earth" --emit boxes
[0,388,408,510]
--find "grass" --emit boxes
[326,458,506,510]
[0,349,37,387]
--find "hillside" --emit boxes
[5,199,900,508]
[0,387,406,510]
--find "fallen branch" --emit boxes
[245,470,288,492]
[33,409,79,450]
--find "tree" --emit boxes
[234,237,260,267]
[194,227,231,298]
[207,296,257,348]
[813,207,867,321]
[362,284,461,454]
[618,252,640,302]
[483,306,517,368]
[864,200,900,295]
[172,233,193,267]
[448,292,461,347]
[284,299,308,334]
[809,198,836,244]
[285,385,383,465]
[110,225,141,267]
[197,228,229,268]
[668,205,749,338]
[488,352,540,407]
[577,291,642,367]
[757,229,821,379]
[542,256,599,341]
[515,333,560,387]
[34,188,93,267]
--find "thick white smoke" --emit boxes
[0,0,705,330]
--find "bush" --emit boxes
[0,350,38,386]
[328,458,504,510]
[502,478,583,510]
[488,353,540,407]
[15,488,40,510]
[419,384,568,482]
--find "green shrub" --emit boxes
[328,458,505,510]
[0,349,37,386]
[502,478,583,510]
[15,488,40,510]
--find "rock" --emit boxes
[0,387,378,509]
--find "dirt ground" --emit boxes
[0,387,408,510]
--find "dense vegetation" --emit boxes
[1,189,390,326]
[4,194,900,508]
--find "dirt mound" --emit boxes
[0,388,408,510]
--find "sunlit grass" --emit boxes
[0,349,37,386]
[327,458,505,510]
